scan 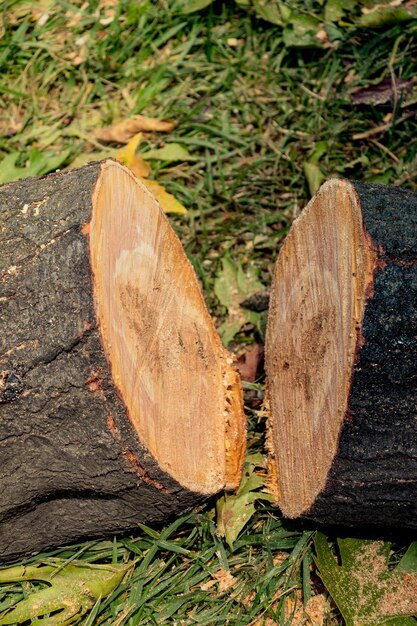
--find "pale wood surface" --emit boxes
[265,179,375,517]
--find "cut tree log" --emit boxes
[265,178,417,528]
[0,160,245,562]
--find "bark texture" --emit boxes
[306,182,417,527]
[0,162,242,562]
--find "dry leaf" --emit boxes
[122,155,151,178]
[141,179,187,214]
[96,115,176,144]
[116,133,151,178]
[237,344,264,382]
[352,77,413,105]
[116,132,143,162]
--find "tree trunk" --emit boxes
[0,160,245,562]
[265,178,417,528]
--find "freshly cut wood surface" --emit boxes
[90,161,245,493]
[266,178,417,528]
[0,160,245,561]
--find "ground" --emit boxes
[1,0,417,624]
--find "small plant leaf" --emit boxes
[324,0,357,22]
[283,13,322,47]
[303,162,325,197]
[303,141,328,196]
[141,179,188,214]
[0,150,69,184]
[214,257,263,346]
[179,0,214,14]
[141,143,194,162]
[397,542,417,572]
[314,533,417,626]
[252,0,292,26]
[357,5,417,28]
[217,454,274,548]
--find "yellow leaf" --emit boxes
[116,133,151,178]
[95,115,176,143]
[142,179,188,214]
[124,155,151,178]
[116,132,143,163]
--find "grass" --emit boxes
[1,0,417,623]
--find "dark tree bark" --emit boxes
[0,160,245,562]
[265,178,417,529]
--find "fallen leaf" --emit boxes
[179,0,214,13]
[0,560,130,625]
[214,257,263,346]
[116,131,143,161]
[314,533,417,626]
[324,0,357,22]
[283,13,322,48]
[352,77,413,105]
[200,578,217,591]
[116,132,151,178]
[227,38,242,46]
[249,0,292,26]
[0,150,70,184]
[124,155,151,178]
[358,3,417,27]
[397,541,417,572]
[141,179,188,214]
[237,344,264,382]
[303,162,325,197]
[141,143,194,162]
[95,115,175,143]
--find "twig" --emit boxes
[370,139,399,163]
[352,110,415,140]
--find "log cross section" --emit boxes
[266,178,417,528]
